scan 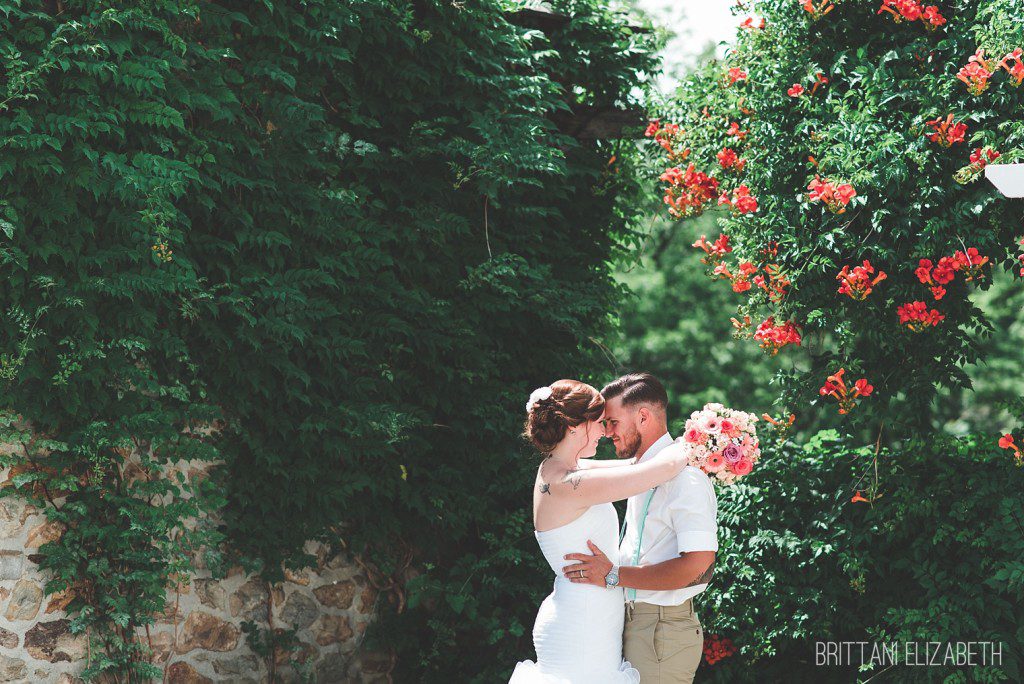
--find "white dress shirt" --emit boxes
[619,432,718,606]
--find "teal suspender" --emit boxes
[620,487,657,602]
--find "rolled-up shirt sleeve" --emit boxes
[668,467,718,553]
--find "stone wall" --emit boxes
[0,464,390,683]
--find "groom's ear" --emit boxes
[637,406,650,425]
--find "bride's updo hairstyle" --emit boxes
[523,379,605,455]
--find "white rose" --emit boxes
[526,386,553,411]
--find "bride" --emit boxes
[509,379,688,683]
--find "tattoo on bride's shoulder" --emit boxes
[565,468,584,490]
[539,482,550,495]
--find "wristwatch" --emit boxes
[604,565,620,589]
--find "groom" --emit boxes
[562,373,717,683]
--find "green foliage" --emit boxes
[655,0,1024,437]
[351,5,661,679]
[0,412,223,680]
[613,209,830,437]
[936,267,1024,433]
[0,0,659,679]
[0,3,227,676]
[10,2,1018,683]
[242,619,312,683]
[627,5,1024,681]
[701,430,1024,682]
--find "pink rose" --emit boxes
[732,458,753,476]
[684,428,705,443]
[705,452,726,472]
[722,443,743,464]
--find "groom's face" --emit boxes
[601,396,642,460]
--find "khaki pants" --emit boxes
[623,599,703,683]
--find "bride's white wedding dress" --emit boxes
[509,503,640,683]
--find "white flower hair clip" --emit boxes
[526,386,553,412]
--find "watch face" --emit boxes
[607,572,619,586]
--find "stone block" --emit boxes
[4,578,42,621]
[166,661,213,684]
[0,654,27,682]
[177,612,240,653]
[280,591,318,629]
[312,580,356,609]
[24,619,86,663]
[0,551,23,581]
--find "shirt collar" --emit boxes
[636,432,674,465]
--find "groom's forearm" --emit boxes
[618,551,715,591]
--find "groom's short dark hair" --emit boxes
[601,372,668,411]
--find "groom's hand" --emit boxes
[563,540,612,587]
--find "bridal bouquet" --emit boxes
[679,403,760,485]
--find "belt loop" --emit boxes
[658,605,665,619]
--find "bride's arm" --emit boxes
[577,457,635,468]
[550,443,688,506]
